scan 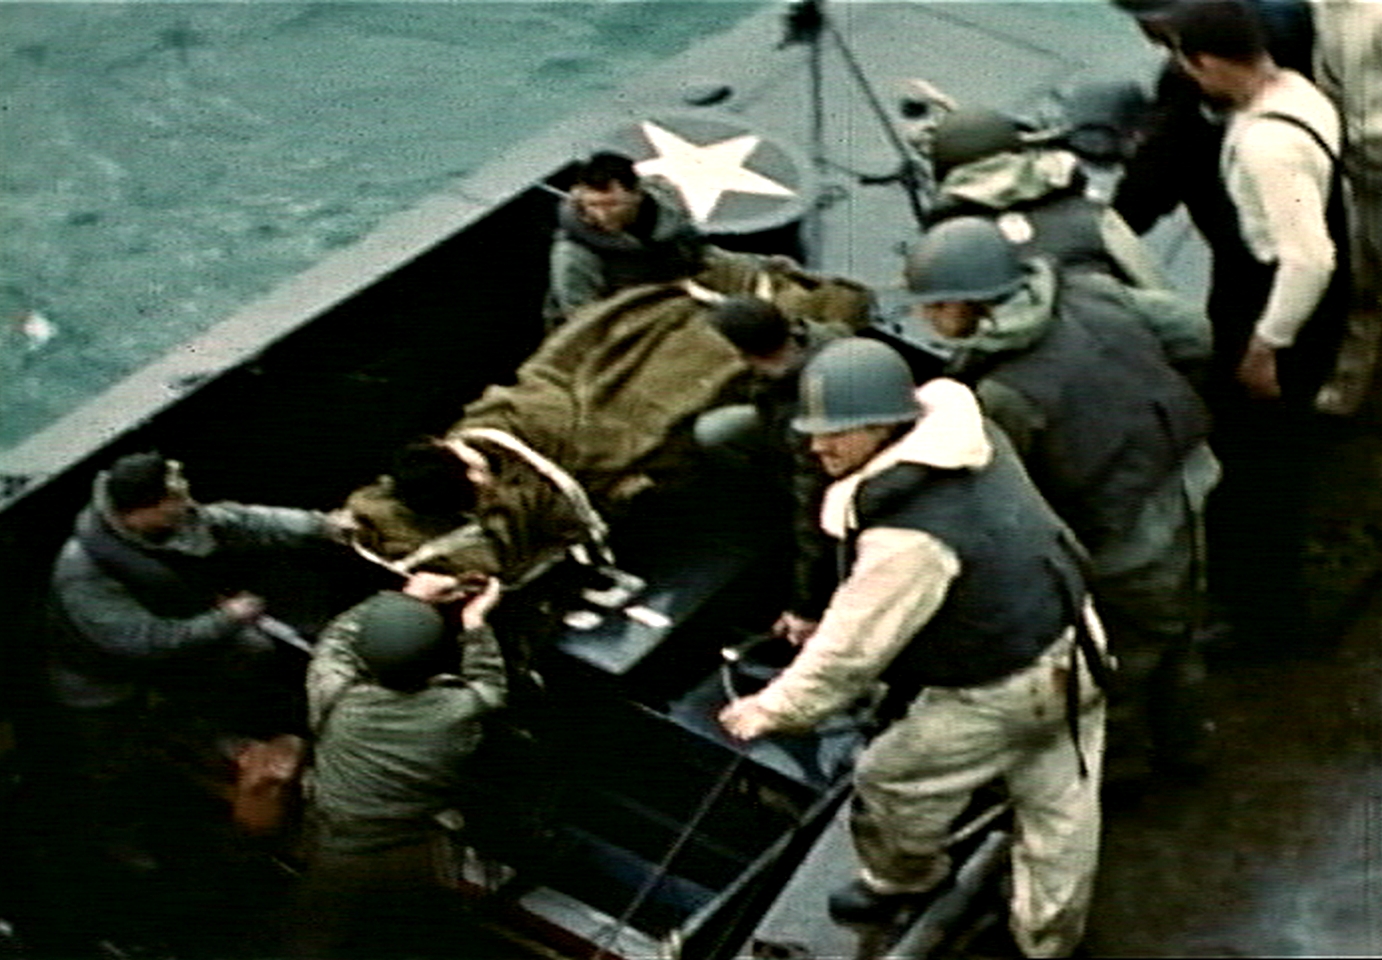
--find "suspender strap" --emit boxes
[1049,553,1112,780]
[1074,602,1113,690]
[1254,111,1338,164]
[1065,637,1085,780]
[1065,603,1114,780]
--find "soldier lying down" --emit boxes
[343,251,872,587]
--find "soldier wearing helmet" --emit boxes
[905,216,1220,784]
[924,104,1168,290]
[719,338,1108,957]
[296,571,506,958]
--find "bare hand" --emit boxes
[719,696,777,741]
[1237,337,1281,400]
[219,592,266,623]
[460,576,502,632]
[773,612,819,646]
[322,508,359,543]
[402,571,467,605]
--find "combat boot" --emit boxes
[827,878,936,925]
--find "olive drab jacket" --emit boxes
[725,318,845,619]
[345,443,592,586]
[306,591,507,853]
[346,254,873,585]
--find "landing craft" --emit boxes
[0,3,1208,958]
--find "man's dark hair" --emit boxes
[709,297,792,359]
[391,440,478,519]
[106,452,173,512]
[1169,0,1269,63]
[572,152,641,191]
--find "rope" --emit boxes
[590,750,748,960]
[349,537,413,576]
[822,13,930,232]
[678,278,727,304]
[346,428,614,583]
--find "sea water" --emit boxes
[0,1,761,451]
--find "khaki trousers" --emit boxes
[851,625,1106,958]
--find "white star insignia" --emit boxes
[634,121,797,224]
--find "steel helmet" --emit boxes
[1055,78,1151,163]
[792,338,921,435]
[904,217,1025,304]
[930,107,1024,178]
[354,590,449,691]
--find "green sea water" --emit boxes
[0,1,761,450]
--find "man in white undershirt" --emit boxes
[1171,0,1345,401]
[1167,0,1348,656]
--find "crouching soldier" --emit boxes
[44,450,351,836]
[294,572,507,959]
[695,297,845,637]
[906,216,1218,781]
[925,105,1167,289]
[38,451,354,952]
[47,452,354,733]
[719,340,1107,958]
